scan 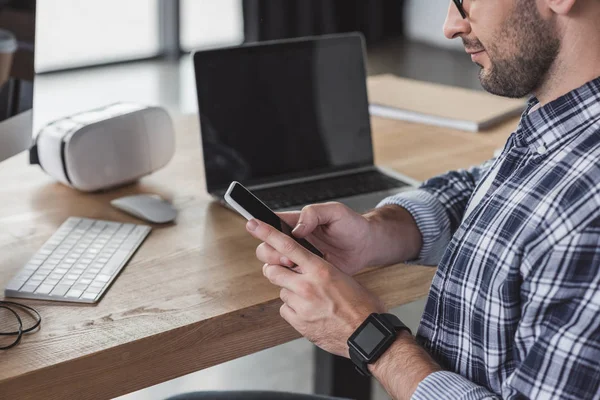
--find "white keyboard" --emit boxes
[4,217,151,304]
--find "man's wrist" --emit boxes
[368,331,441,400]
[363,205,422,266]
[368,330,415,374]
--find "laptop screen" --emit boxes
[194,34,374,193]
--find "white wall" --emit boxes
[404,0,463,51]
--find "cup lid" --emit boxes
[0,29,17,53]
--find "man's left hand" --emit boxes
[246,218,386,358]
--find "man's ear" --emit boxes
[543,0,578,15]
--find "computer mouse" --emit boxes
[111,194,177,224]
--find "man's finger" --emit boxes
[278,212,329,257]
[256,242,296,268]
[248,219,313,267]
[263,263,303,291]
[280,303,296,325]
[280,288,303,311]
[277,211,301,228]
[292,203,345,238]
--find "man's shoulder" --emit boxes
[534,126,600,233]
[549,118,600,185]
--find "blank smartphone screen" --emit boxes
[230,183,323,257]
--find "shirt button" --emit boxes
[537,145,547,155]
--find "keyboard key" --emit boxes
[51,285,71,297]
[89,281,105,289]
[66,289,83,298]
[33,273,49,280]
[72,283,88,291]
[5,279,25,291]
[96,274,111,283]
[81,292,98,301]
[14,271,33,280]
[21,283,39,293]
[101,250,130,274]
[77,219,93,229]
[35,284,54,295]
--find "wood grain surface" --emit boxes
[0,112,518,399]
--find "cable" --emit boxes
[0,300,41,350]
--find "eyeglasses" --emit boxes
[453,0,468,19]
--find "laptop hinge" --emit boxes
[244,166,377,192]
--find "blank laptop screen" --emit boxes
[194,34,374,193]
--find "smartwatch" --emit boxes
[348,313,412,376]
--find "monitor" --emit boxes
[194,33,374,193]
[0,0,35,163]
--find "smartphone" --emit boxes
[224,181,323,258]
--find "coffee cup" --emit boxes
[0,29,17,87]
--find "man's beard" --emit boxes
[468,1,561,98]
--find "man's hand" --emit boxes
[256,202,423,276]
[256,202,375,275]
[247,218,386,357]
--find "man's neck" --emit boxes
[534,8,600,105]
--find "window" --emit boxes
[180,0,244,51]
[36,0,160,72]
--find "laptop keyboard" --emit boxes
[252,170,408,210]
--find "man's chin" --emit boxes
[478,68,491,85]
[478,70,503,96]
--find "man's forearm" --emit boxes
[369,331,442,400]
[364,205,423,266]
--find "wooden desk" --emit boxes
[0,114,518,400]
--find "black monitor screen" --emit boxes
[0,0,35,122]
[194,34,374,193]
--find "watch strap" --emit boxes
[380,313,412,335]
[349,344,371,376]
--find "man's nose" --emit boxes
[443,2,471,39]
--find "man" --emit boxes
[173,0,600,399]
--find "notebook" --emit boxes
[367,74,526,133]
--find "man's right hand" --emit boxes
[255,202,423,276]
[282,203,374,275]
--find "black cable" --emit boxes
[0,300,41,350]
[0,305,23,350]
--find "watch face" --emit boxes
[348,314,395,361]
[354,322,386,356]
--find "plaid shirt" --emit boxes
[380,77,600,399]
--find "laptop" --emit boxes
[193,33,418,213]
